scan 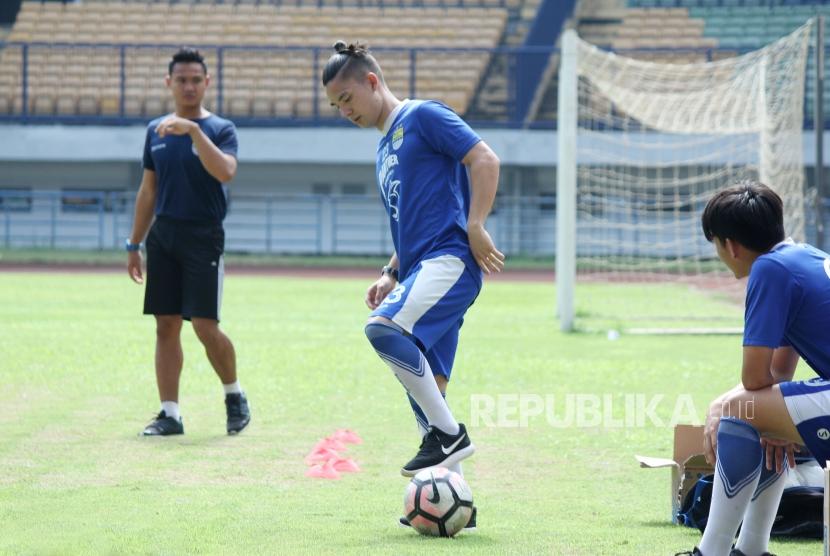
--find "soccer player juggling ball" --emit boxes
[322,41,503,488]
[677,181,830,556]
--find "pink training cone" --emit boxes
[313,437,347,452]
[305,460,341,479]
[331,457,361,473]
[304,446,341,466]
[332,429,363,444]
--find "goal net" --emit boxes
[556,23,813,332]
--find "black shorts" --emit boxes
[144,216,225,321]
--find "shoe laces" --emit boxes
[415,428,441,455]
[226,394,244,418]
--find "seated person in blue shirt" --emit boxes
[677,181,830,556]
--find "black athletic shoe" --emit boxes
[142,410,184,436]
[225,392,251,435]
[465,506,476,530]
[674,549,702,556]
[399,506,477,531]
[730,548,776,556]
[400,423,475,477]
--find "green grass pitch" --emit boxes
[0,271,820,555]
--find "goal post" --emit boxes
[556,23,813,332]
[556,29,578,332]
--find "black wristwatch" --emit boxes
[381,265,399,281]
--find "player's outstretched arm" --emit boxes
[127,169,157,284]
[463,141,504,274]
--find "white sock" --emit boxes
[161,400,180,421]
[734,464,788,556]
[699,418,763,556]
[699,472,757,556]
[389,357,459,434]
[223,380,242,395]
[367,323,459,435]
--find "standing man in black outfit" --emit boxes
[127,48,250,436]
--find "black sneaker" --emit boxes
[674,549,702,556]
[400,423,474,477]
[399,506,477,531]
[730,548,776,556]
[225,392,251,435]
[142,410,184,436]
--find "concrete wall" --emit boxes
[1,124,826,199]
[0,125,558,197]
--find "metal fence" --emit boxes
[3,189,828,255]
[0,189,557,255]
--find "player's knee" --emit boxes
[155,316,182,338]
[191,319,219,343]
[717,417,762,480]
[364,321,400,350]
[715,390,755,422]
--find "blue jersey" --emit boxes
[376,100,482,282]
[744,241,830,378]
[142,113,238,223]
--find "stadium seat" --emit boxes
[620,1,828,125]
[0,0,507,118]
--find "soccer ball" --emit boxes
[403,467,473,537]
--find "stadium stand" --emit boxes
[4,0,828,126]
[576,3,718,63]
[531,0,828,125]
[0,1,508,118]
[625,1,826,121]
[464,0,546,122]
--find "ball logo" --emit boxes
[392,125,404,150]
[817,428,830,441]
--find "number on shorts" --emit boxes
[382,284,406,306]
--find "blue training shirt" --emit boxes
[142,113,238,223]
[376,100,482,281]
[744,241,830,378]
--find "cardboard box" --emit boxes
[635,424,714,523]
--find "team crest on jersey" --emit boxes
[392,125,404,150]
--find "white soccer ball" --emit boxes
[403,466,473,537]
